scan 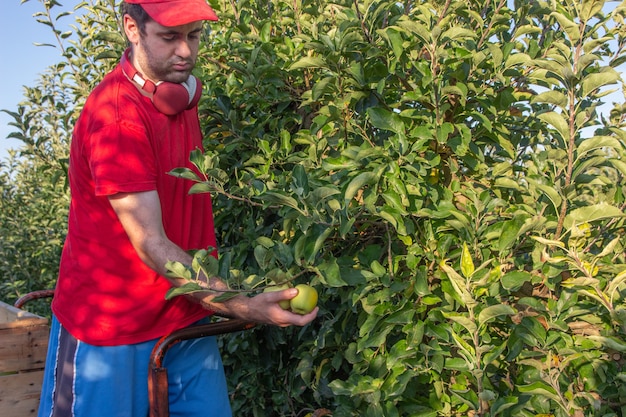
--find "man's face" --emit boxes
[126,16,203,84]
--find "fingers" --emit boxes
[255,291,319,327]
[291,306,319,326]
[217,286,318,327]
[274,306,319,327]
[263,287,298,303]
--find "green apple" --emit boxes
[290,284,318,315]
[263,283,292,310]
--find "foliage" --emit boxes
[0,0,124,310]
[2,0,626,416]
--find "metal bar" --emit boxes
[13,289,55,309]
[148,319,256,417]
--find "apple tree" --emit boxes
[1,0,626,415]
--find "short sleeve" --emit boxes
[89,120,158,196]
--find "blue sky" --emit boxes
[0,0,80,160]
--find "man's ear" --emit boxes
[123,14,140,44]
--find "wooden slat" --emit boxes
[0,326,49,373]
[0,370,44,416]
[0,301,48,329]
[0,302,49,374]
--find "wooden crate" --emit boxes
[0,300,49,416]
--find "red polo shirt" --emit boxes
[52,64,214,345]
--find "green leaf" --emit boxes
[576,135,622,158]
[188,182,214,194]
[436,122,454,144]
[254,245,272,270]
[379,207,407,235]
[564,203,626,230]
[607,269,626,300]
[494,177,522,191]
[211,292,239,303]
[582,69,620,97]
[367,107,406,136]
[520,316,547,345]
[309,186,340,202]
[531,236,566,248]
[483,341,507,366]
[292,164,309,195]
[260,191,302,212]
[440,260,474,307]
[382,27,404,59]
[490,396,519,415]
[586,335,626,352]
[396,19,432,43]
[440,27,476,42]
[317,257,347,287]
[308,226,332,264]
[344,172,379,204]
[169,167,201,182]
[531,90,568,108]
[460,242,475,278]
[498,218,523,253]
[449,329,476,358]
[289,56,326,70]
[442,311,477,334]
[358,324,392,351]
[538,111,570,142]
[501,271,532,291]
[192,250,219,279]
[504,53,531,69]
[478,304,516,328]
[311,76,336,100]
[95,50,120,61]
[94,30,125,44]
[517,381,560,401]
[256,236,275,248]
[259,21,271,43]
[322,156,360,171]
[536,183,562,215]
[581,0,605,21]
[165,261,193,280]
[550,12,580,43]
[164,282,204,299]
[445,357,471,371]
[189,148,205,171]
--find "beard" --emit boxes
[137,42,196,84]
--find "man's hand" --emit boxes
[198,285,318,327]
[249,287,319,326]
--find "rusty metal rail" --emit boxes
[148,318,256,417]
[13,289,56,309]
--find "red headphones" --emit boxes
[120,48,202,116]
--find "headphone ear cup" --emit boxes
[152,82,192,116]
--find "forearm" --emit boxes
[150,246,316,326]
[136,237,244,316]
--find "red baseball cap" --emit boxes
[125,0,218,26]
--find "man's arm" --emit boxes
[109,190,318,327]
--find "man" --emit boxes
[37,1,318,416]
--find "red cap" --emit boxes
[125,0,218,26]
